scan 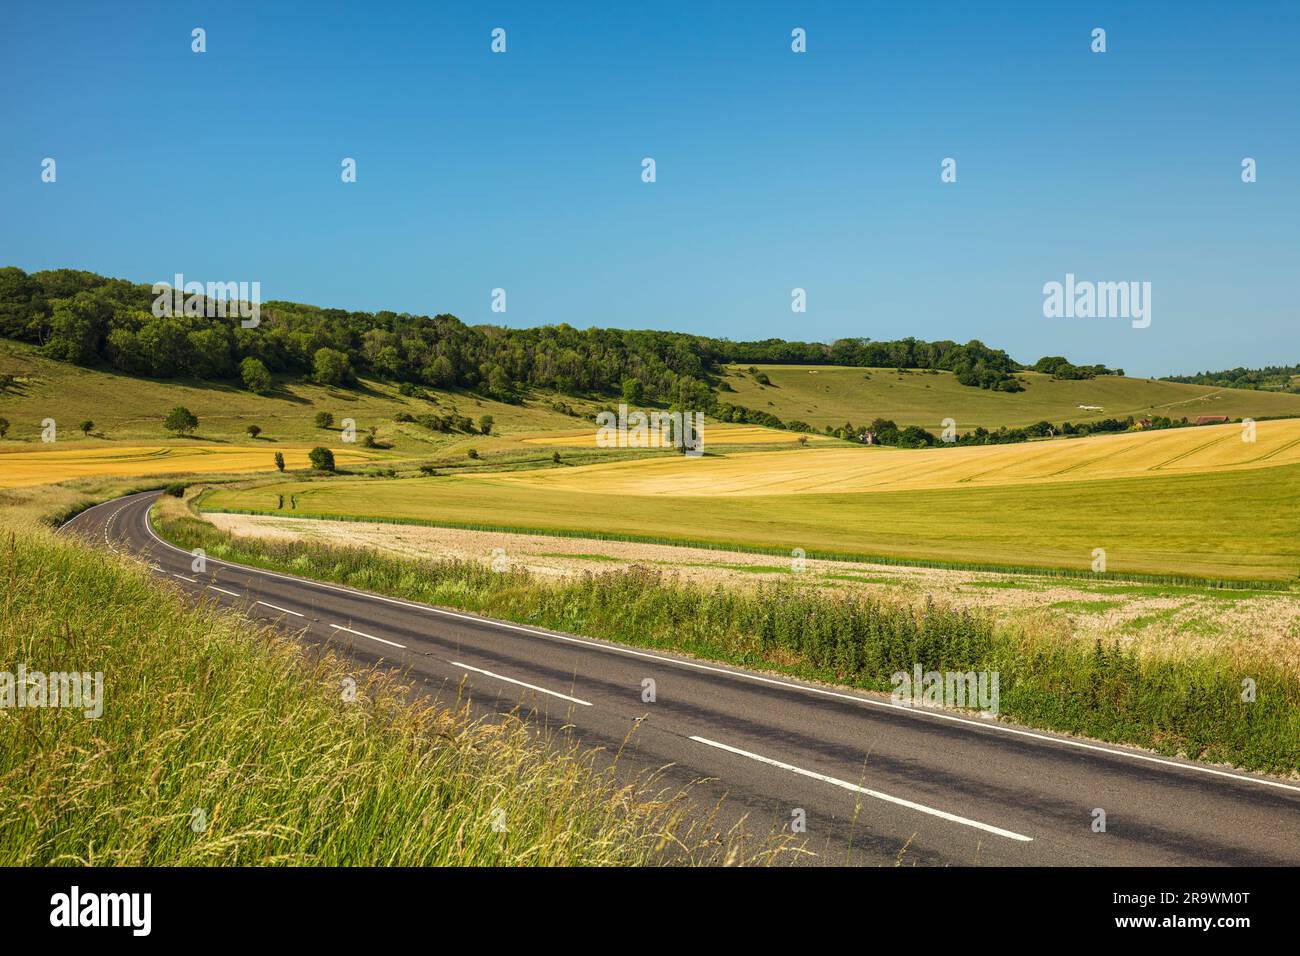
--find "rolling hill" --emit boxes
[720,364,1300,432]
[0,340,597,454]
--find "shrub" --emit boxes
[467,448,480,460]
[164,405,198,436]
[308,447,336,471]
[164,482,186,497]
[274,452,285,472]
[313,411,334,429]
[240,357,272,395]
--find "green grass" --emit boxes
[535,551,624,562]
[152,501,1300,775]
[1047,599,1126,614]
[0,340,596,455]
[198,461,1300,585]
[0,485,762,865]
[722,364,1300,431]
[822,574,899,585]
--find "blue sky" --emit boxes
[1,1,1296,376]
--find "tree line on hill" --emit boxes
[0,267,1125,418]
[1161,363,1300,393]
[832,413,1232,449]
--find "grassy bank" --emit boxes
[0,485,759,865]
[155,499,1300,776]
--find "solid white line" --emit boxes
[207,585,241,597]
[138,498,1300,795]
[172,573,198,582]
[255,600,304,617]
[690,735,1033,842]
[329,623,407,649]
[449,660,592,707]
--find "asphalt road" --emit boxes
[62,491,1300,866]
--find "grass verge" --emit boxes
[0,483,764,865]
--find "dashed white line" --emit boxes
[449,660,592,706]
[690,735,1033,842]
[207,585,241,597]
[172,573,198,583]
[255,600,304,617]
[329,623,406,649]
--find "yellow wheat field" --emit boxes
[494,419,1300,497]
[515,422,830,447]
[0,444,379,489]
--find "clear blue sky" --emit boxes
[2,1,1296,376]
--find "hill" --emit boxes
[720,364,1300,431]
[0,340,596,454]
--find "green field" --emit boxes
[0,341,595,455]
[721,364,1300,431]
[200,460,1300,584]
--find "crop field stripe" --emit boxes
[1148,433,1236,471]
[1250,436,1300,463]
[196,505,1289,591]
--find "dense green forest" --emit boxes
[1162,364,1300,392]
[1,266,1107,411]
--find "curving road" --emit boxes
[63,491,1300,866]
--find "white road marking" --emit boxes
[690,735,1033,842]
[449,660,592,707]
[138,499,1300,795]
[207,585,241,597]
[329,623,406,649]
[255,600,304,617]
[172,573,198,582]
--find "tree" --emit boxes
[423,355,455,388]
[274,451,285,472]
[0,417,9,438]
[246,424,262,439]
[43,292,112,365]
[312,347,351,386]
[621,378,645,404]
[164,405,199,436]
[308,446,335,471]
[79,420,94,436]
[478,414,494,435]
[240,356,272,395]
[314,411,334,429]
